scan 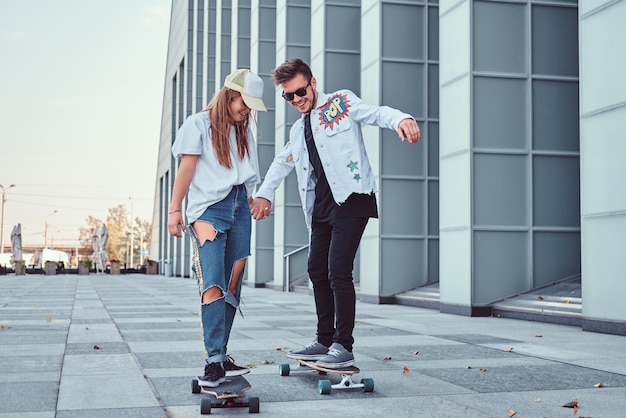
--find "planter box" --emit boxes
[15,262,25,276]
[78,265,90,275]
[44,261,56,275]
[110,261,121,275]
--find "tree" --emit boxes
[78,205,152,266]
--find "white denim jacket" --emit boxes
[255,89,413,228]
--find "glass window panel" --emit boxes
[474,154,528,226]
[325,5,361,51]
[382,128,425,177]
[532,79,579,151]
[324,53,360,94]
[382,4,425,60]
[382,62,425,118]
[286,7,311,45]
[474,77,528,149]
[428,64,439,118]
[532,5,578,77]
[474,1,527,73]
[428,6,439,61]
[428,122,439,177]
[533,155,580,227]
[381,179,425,236]
[533,232,581,287]
[428,181,439,236]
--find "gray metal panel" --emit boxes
[533,231,580,287]
[531,5,578,77]
[474,153,528,227]
[532,155,580,227]
[473,1,527,74]
[382,3,425,60]
[532,80,579,151]
[381,179,425,236]
[473,77,528,150]
[473,231,529,305]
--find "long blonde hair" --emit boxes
[206,88,252,168]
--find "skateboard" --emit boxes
[191,375,259,414]
[279,358,374,395]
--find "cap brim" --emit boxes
[242,93,267,112]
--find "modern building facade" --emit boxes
[151,0,626,336]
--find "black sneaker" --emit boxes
[198,362,225,387]
[223,355,250,376]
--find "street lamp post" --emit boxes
[129,196,134,268]
[0,184,16,253]
[44,210,58,248]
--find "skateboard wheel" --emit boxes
[278,363,290,376]
[248,396,260,413]
[318,379,332,395]
[361,377,374,392]
[200,397,212,414]
[191,378,201,394]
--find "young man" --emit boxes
[250,58,420,368]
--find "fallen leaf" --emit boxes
[261,360,274,365]
[509,410,517,417]
[383,356,392,360]
[413,351,420,355]
[45,315,52,323]
[93,345,101,350]
[535,335,543,338]
[402,366,410,374]
[534,398,541,403]
[275,346,288,351]
[561,400,578,408]
[504,347,514,352]
[479,368,487,372]
[0,324,6,330]
[85,326,90,330]
[594,383,605,388]
[537,295,544,301]
[245,364,257,369]
[565,300,572,304]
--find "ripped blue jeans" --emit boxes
[189,184,251,365]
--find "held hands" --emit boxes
[167,210,185,237]
[249,197,272,220]
[398,118,421,144]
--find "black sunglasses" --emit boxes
[282,81,311,101]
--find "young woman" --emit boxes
[167,69,266,387]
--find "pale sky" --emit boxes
[0,0,171,249]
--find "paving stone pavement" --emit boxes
[1,274,625,417]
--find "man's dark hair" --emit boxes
[271,58,313,86]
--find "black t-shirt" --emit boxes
[305,115,378,222]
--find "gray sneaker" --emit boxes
[314,342,355,368]
[287,339,329,360]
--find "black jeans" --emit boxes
[307,216,369,352]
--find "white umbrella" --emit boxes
[99,224,109,261]
[10,223,22,263]
[92,226,104,273]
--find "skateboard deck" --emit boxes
[191,375,259,414]
[296,358,360,374]
[279,357,374,394]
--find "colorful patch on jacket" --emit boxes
[319,93,350,129]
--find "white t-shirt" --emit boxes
[171,111,260,223]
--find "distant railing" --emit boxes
[283,244,309,292]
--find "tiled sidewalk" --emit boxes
[1,274,625,417]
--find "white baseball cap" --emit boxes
[224,69,267,112]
